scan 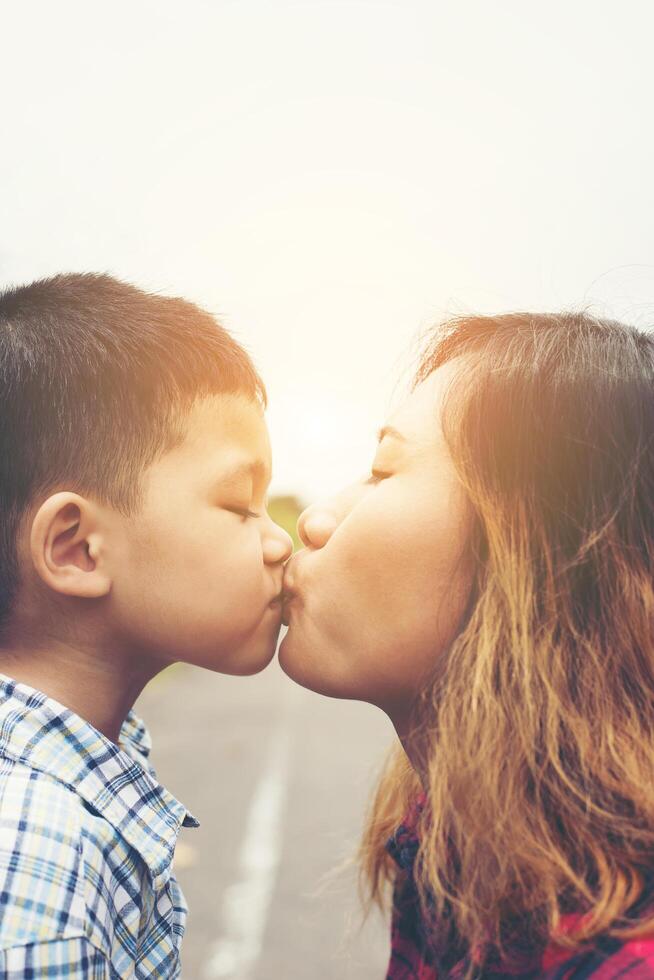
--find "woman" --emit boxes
[279,312,654,978]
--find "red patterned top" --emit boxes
[385,798,654,979]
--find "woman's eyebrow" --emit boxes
[377,425,407,444]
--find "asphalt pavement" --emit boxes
[135,648,395,980]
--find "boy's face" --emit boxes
[110,394,292,674]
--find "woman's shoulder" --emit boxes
[540,936,654,978]
[386,924,654,979]
[540,923,654,979]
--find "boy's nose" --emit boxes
[264,522,294,565]
[297,505,339,550]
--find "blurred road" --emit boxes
[135,648,395,980]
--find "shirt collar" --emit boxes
[386,793,426,872]
[0,673,198,886]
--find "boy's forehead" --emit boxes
[180,394,271,465]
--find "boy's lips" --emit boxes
[281,555,305,625]
[280,579,299,627]
[280,596,293,628]
[267,579,286,615]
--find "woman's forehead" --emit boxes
[384,364,458,447]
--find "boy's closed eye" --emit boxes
[224,506,261,520]
[215,461,271,522]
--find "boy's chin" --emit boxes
[185,621,282,676]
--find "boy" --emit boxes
[0,273,292,977]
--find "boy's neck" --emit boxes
[0,637,161,744]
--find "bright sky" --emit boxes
[2,1,653,503]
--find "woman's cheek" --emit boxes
[348,489,457,639]
[347,490,420,583]
[326,498,410,633]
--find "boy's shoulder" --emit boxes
[0,749,157,963]
[0,754,160,973]
[0,756,90,948]
[0,675,196,974]
[0,686,157,958]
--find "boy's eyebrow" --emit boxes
[377,425,407,444]
[218,460,271,486]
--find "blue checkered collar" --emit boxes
[0,673,198,886]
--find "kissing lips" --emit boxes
[280,589,297,627]
[281,558,301,627]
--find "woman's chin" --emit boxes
[278,627,353,700]
[278,627,325,692]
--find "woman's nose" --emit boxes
[298,482,364,549]
[297,504,339,550]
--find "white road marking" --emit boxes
[202,719,293,980]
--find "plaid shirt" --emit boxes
[0,673,198,978]
[386,798,654,979]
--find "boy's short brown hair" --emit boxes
[0,272,265,628]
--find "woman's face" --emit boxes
[279,361,474,726]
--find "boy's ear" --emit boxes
[30,492,112,599]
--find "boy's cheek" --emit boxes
[113,562,274,641]
[109,532,276,657]
[111,592,280,672]
[156,593,282,674]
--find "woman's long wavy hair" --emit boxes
[360,312,654,972]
